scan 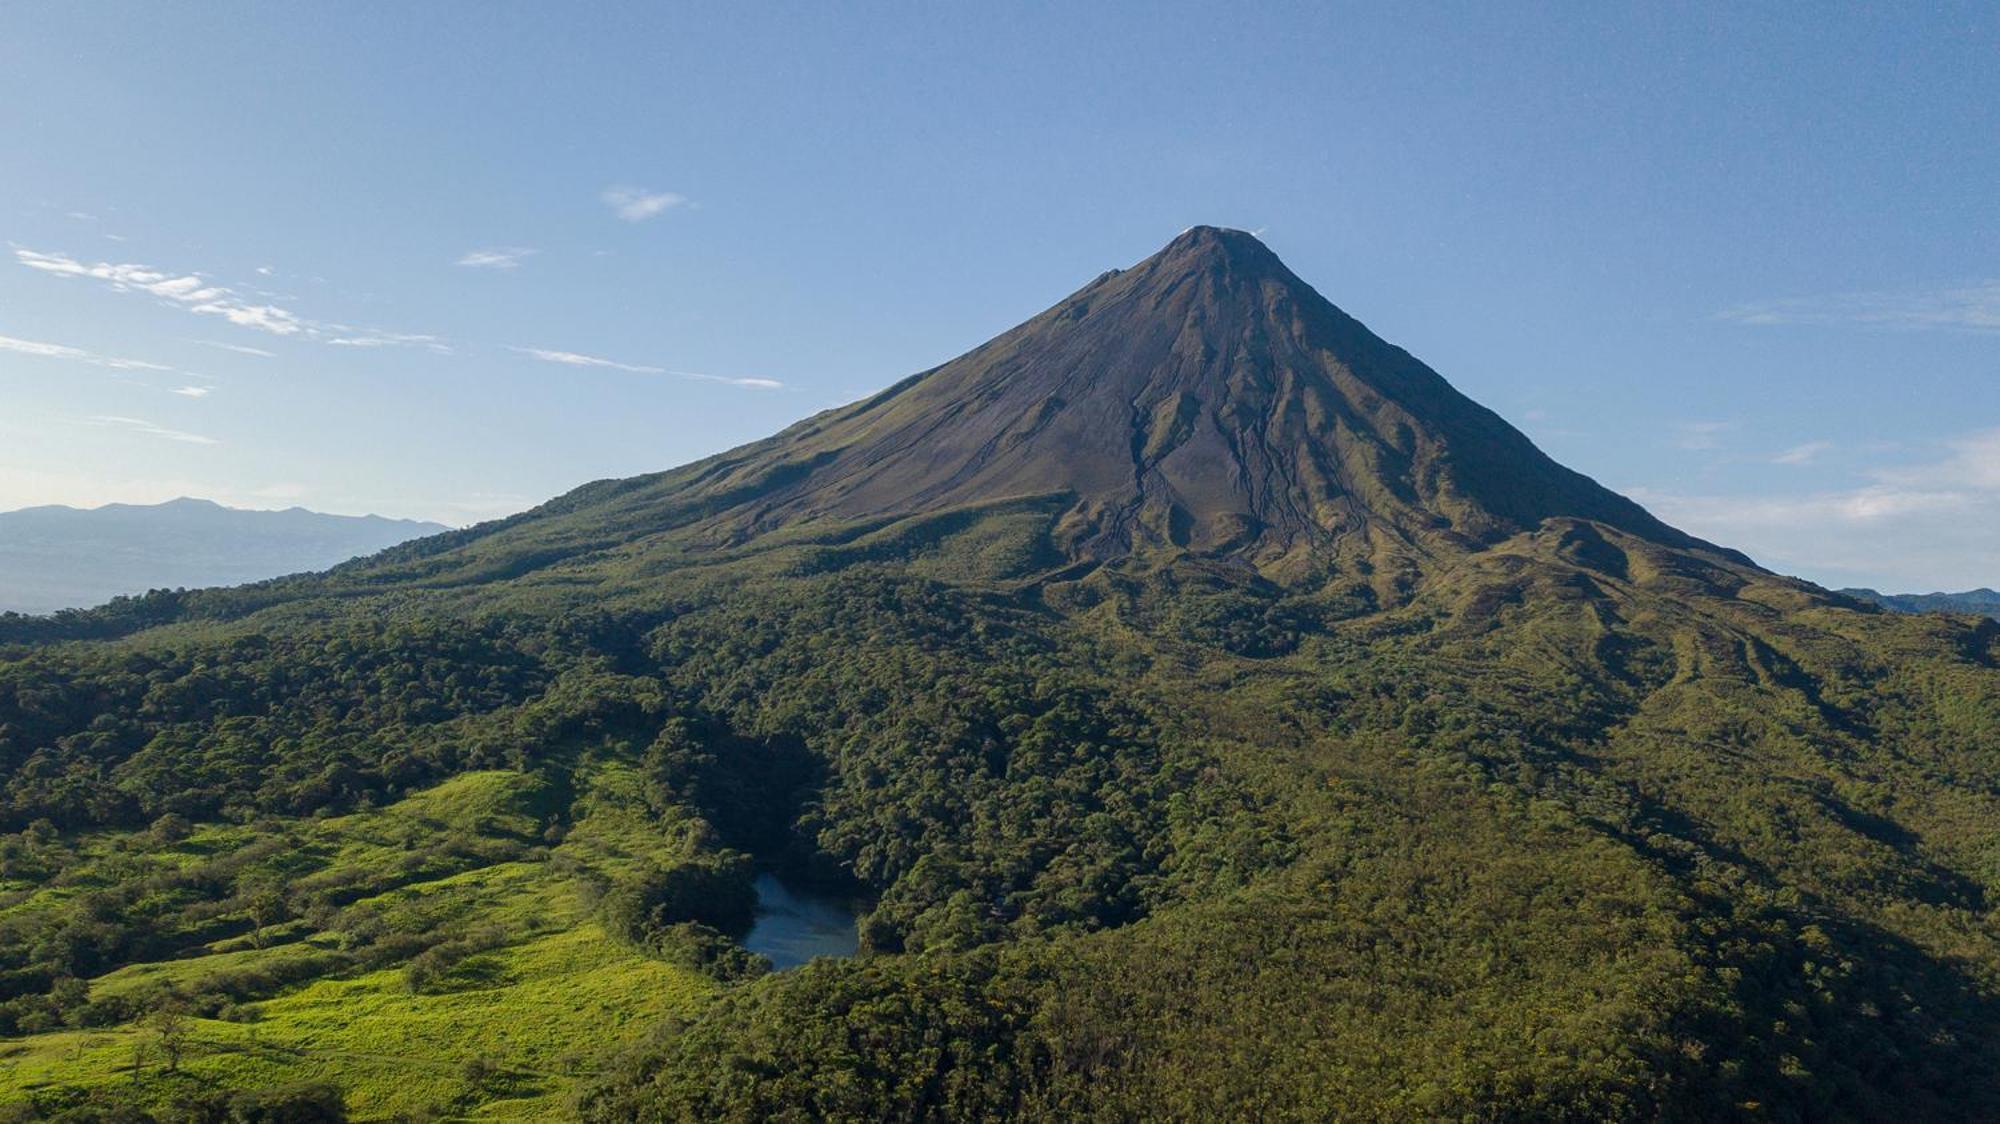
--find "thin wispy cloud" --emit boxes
[215,303,310,335]
[1880,427,2000,491]
[170,385,213,398]
[328,331,450,352]
[195,340,276,358]
[1638,485,1968,526]
[16,248,445,351]
[514,346,664,374]
[1720,281,2000,332]
[1674,420,1735,451]
[0,332,173,372]
[87,415,219,445]
[456,247,537,269]
[512,346,783,389]
[682,371,784,390]
[18,248,286,328]
[1633,426,2000,589]
[602,185,687,222]
[1772,440,1833,466]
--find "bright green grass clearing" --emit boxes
[0,766,719,1121]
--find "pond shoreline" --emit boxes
[742,872,861,969]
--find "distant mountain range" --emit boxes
[0,497,447,614]
[1843,587,2000,619]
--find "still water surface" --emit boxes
[744,872,860,969]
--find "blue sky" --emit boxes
[1,3,1995,590]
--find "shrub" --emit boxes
[595,854,756,947]
[650,922,770,982]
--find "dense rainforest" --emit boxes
[1,229,1996,1122]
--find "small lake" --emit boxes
[744,872,860,969]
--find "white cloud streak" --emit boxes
[16,248,444,351]
[19,247,262,321]
[0,332,173,372]
[1720,281,2000,332]
[513,346,664,374]
[195,340,276,358]
[328,331,450,352]
[602,185,687,222]
[170,385,213,398]
[456,247,537,269]
[512,346,782,389]
[87,415,219,446]
[682,371,785,390]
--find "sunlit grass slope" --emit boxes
[0,768,715,1120]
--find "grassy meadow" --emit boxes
[0,768,716,1120]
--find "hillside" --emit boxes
[0,498,446,615]
[1,230,1997,1122]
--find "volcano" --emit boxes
[355,226,1742,597]
[684,227,1728,564]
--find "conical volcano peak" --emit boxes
[1135,225,1290,288]
[1163,224,1272,257]
[508,226,1735,584]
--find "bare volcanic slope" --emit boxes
[357,227,1741,593]
[713,227,1719,558]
